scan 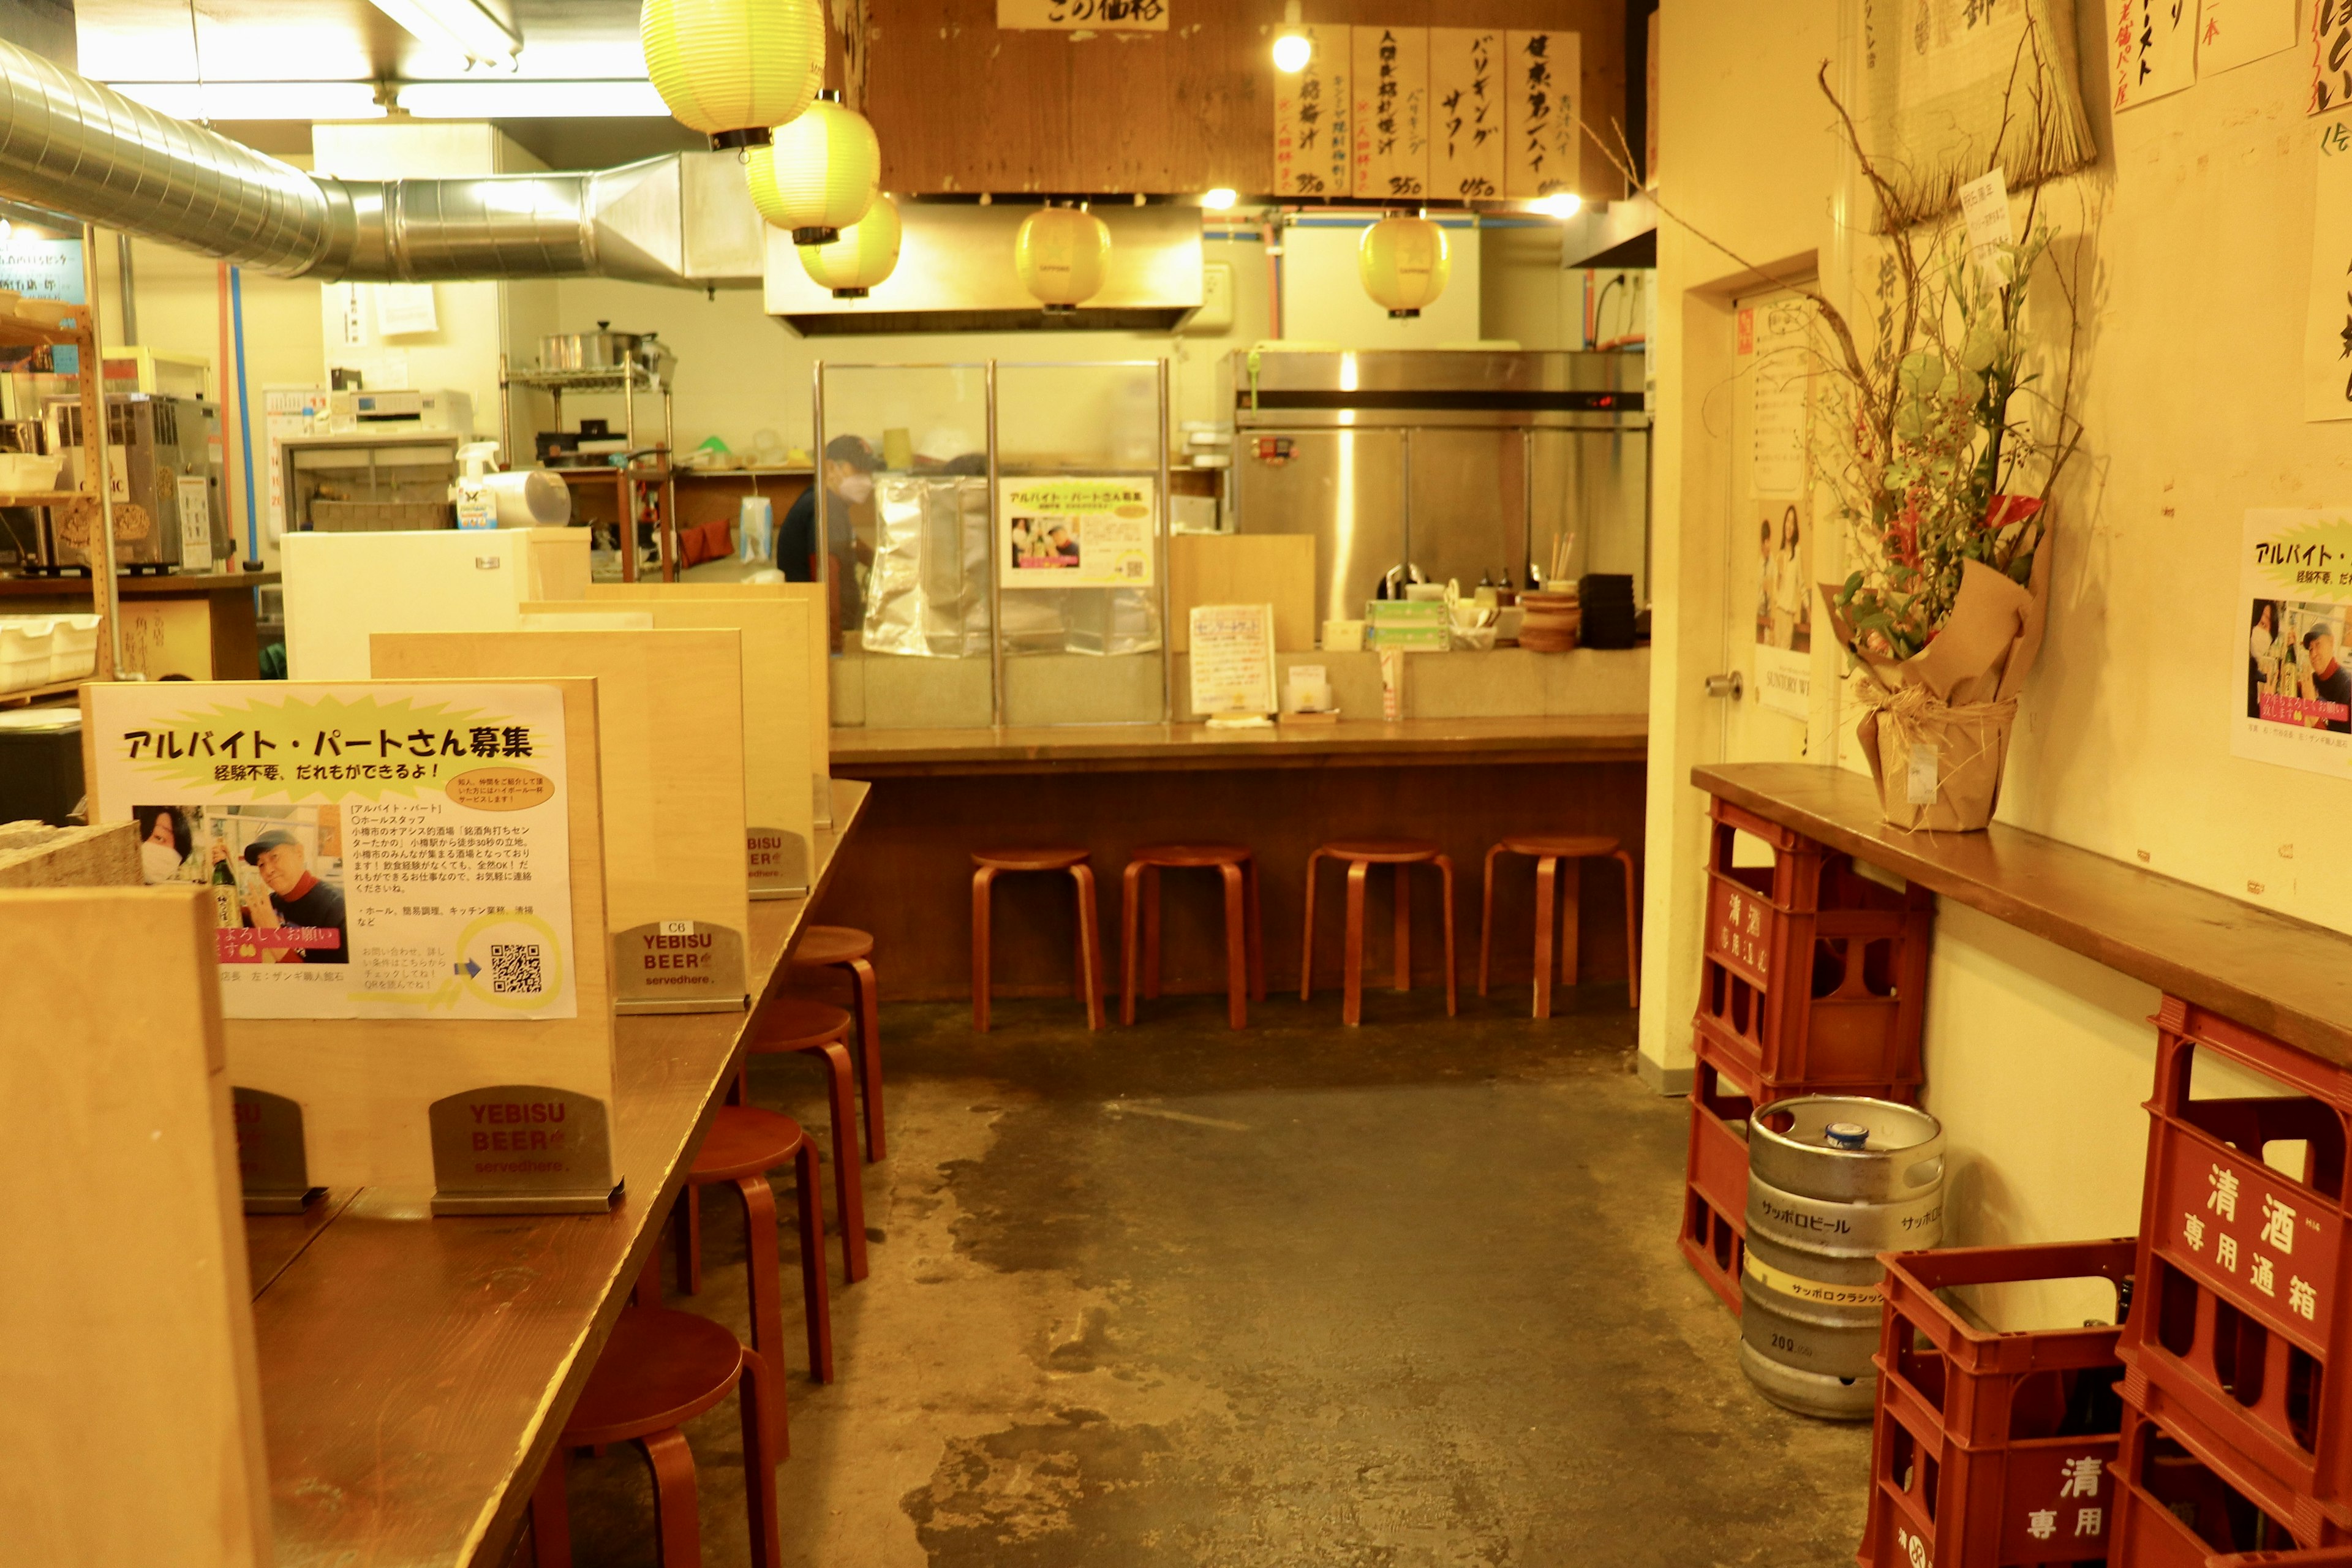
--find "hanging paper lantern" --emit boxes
[1358,215,1450,318]
[639,0,824,146]
[746,91,880,246]
[1015,204,1111,312]
[799,193,901,298]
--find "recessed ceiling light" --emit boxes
[1202,188,1238,211]
[1272,0,1311,72]
[1533,192,1583,219]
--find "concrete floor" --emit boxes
[560,987,1871,1567]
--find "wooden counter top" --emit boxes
[1694,762,2352,1069]
[834,714,1649,775]
[243,778,868,1568]
[0,570,278,597]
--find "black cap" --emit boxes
[824,434,879,472]
[243,828,300,865]
[2307,627,2336,650]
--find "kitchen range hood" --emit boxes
[766,202,1204,336]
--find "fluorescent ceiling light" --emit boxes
[111,81,386,121]
[395,80,671,118]
[369,0,521,69]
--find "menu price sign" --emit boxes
[1274,25,1353,197]
[2236,510,2352,778]
[1430,28,1507,200]
[1000,476,1158,589]
[1190,603,1278,720]
[86,682,579,1022]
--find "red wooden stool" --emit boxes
[1479,834,1641,1017]
[673,1106,833,1428]
[530,1306,782,1568]
[1120,843,1264,1030]
[1300,839,1458,1026]
[789,924,886,1160]
[745,1000,867,1283]
[970,846,1105,1032]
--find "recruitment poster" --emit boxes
[88,682,579,1022]
[1752,499,1813,720]
[2236,510,2352,777]
[999,475,1158,589]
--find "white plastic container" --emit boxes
[0,451,60,491]
[44,614,100,685]
[0,617,61,693]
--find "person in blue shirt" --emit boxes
[777,434,878,630]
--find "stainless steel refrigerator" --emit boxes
[1229,349,1649,627]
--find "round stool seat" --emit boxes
[793,924,873,965]
[1501,833,1619,859]
[1129,842,1252,868]
[566,1307,743,1445]
[691,1106,808,1184]
[971,845,1089,872]
[1318,838,1441,863]
[756,997,852,1049]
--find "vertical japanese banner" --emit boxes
[1273,26,1351,198]
[1429,28,1507,200]
[2199,0,2295,74]
[2301,115,2352,421]
[1504,30,1581,198]
[86,682,579,1022]
[2113,0,2199,111]
[1352,26,1430,200]
[2235,510,2352,777]
[2316,0,2352,113]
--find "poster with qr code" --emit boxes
[998,476,1157,589]
[86,682,578,1022]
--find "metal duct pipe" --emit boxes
[0,36,698,284]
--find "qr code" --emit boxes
[1123,558,1145,578]
[490,942,544,995]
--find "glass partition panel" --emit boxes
[992,360,1169,728]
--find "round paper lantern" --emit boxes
[1015,204,1111,312]
[639,0,824,145]
[798,192,901,298]
[747,91,880,245]
[1358,215,1450,318]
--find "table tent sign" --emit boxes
[84,678,622,1215]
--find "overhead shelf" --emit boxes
[0,314,90,352]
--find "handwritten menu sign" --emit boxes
[1505,30,1581,198]
[1747,297,1812,500]
[1189,604,1278,719]
[2201,0,2295,75]
[1352,27,1429,199]
[2318,0,2352,113]
[1274,26,1352,198]
[996,0,1167,28]
[2302,118,2352,420]
[2113,0,2197,111]
[1430,27,1506,200]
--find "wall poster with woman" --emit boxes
[1753,500,1813,719]
[2237,509,2352,777]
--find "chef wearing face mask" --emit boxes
[777,433,880,627]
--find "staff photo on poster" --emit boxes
[134,803,349,963]
[2236,510,2352,777]
[1753,500,1812,719]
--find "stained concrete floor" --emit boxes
[560,988,1871,1567]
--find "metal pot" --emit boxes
[539,322,653,372]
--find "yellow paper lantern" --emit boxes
[746,91,880,245]
[1015,205,1112,312]
[798,193,901,298]
[1358,215,1450,318]
[639,0,824,145]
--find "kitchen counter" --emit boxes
[832,714,1648,775]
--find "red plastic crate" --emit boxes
[1698,799,1934,1090]
[1861,1240,2136,1568]
[2204,1551,2352,1565]
[2109,1402,2352,1564]
[2117,998,2352,1535]
[1681,1183,1745,1316]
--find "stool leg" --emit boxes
[1614,850,1641,1009]
[1393,861,1412,993]
[1072,864,1106,1030]
[641,1428,701,1568]
[732,1173,790,1447]
[1436,854,1458,1017]
[848,956,886,1161]
[1342,859,1369,1027]
[1478,846,1494,997]
[1243,854,1264,1002]
[530,1443,571,1568]
[1559,856,1584,990]
[739,1349,784,1568]
[1142,864,1163,1000]
[970,866,995,1033]
[793,1137,834,1388]
[807,1039,868,1282]
[1532,856,1556,1020]
[1299,850,1322,1000]
[1219,861,1247,1030]
[1120,859,1145,1027]
[674,1182,703,1297]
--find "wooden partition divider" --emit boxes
[0,888,272,1567]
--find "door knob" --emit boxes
[1703,671,1743,700]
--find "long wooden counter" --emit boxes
[1694,762,2352,1069]
[243,779,869,1568]
[832,714,1649,775]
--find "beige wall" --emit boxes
[1646,1,2352,1273]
